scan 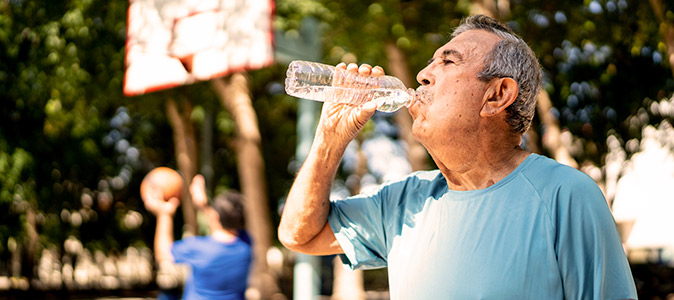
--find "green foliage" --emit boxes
[507,0,674,163]
[0,141,35,255]
[0,0,144,264]
[1,0,674,286]
[277,0,674,166]
[314,0,464,69]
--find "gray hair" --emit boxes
[451,15,542,134]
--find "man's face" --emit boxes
[409,29,502,150]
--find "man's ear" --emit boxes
[480,77,519,117]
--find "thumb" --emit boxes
[356,101,377,126]
[362,100,377,113]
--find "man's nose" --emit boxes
[416,66,433,86]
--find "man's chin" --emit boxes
[410,120,424,140]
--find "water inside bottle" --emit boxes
[372,88,415,112]
[286,85,413,112]
[284,60,416,112]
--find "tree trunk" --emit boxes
[470,0,509,19]
[211,74,279,299]
[21,203,38,279]
[332,256,365,300]
[200,108,215,194]
[649,0,674,79]
[166,98,199,236]
[385,42,429,171]
[471,0,496,18]
[536,92,578,169]
[332,137,367,300]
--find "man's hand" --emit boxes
[279,62,384,255]
[189,174,208,210]
[142,184,180,216]
[314,63,382,147]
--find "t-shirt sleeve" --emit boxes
[328,189,389,270]
[328,172,437,271]
[553,172,638,299]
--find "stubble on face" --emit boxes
[409,30,503,148]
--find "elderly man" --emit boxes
[279,15,637,299]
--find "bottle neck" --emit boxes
[405,88,416,108]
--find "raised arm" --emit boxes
[278,63,382,255]
[189,174,220,234]
[141,184,180,263]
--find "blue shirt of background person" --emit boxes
[143,174,251,300]
[172,232,251,300]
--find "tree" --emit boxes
[0,0,137,279]
[212,74,279,299]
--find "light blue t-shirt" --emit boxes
[328,154,637,299]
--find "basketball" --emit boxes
[140,167,184,201]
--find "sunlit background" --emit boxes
[1,0,674,299]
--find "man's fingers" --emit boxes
[358,64,372,75]
[337,62,382,75]
[371,66,385,76]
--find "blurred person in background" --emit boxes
[278,15,637,299]
[143,174,251,300]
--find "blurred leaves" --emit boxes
[0,0,673,284]
[0,0,138,257]
[507,0,674,163]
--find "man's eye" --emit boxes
[443,59,454,65]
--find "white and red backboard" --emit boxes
[124,0,274,96]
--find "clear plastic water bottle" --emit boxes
[284,60,416,112]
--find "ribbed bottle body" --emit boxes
[285,60,414,112]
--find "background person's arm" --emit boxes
[154,209,176,262]
[278,63,382,255]
[189,174,221,234]
[142,184,180,262]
